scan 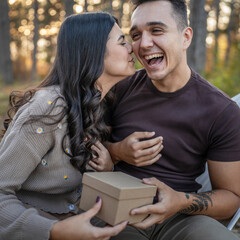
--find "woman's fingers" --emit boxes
[88,160,99,170]
[83,197,102,220]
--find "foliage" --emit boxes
[205,43,240,97]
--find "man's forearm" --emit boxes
[178,189,240,220]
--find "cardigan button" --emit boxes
[68,204,75,211]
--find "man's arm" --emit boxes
[130,160,240,229]
[105,131,163,167]
[179,160,240,219]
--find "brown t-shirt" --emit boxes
[106,69,240,192]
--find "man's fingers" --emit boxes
[131,143,163,166]
[138,143,163,159]
[141,177,166,193]
[132,131,156,140]
[142,177,164,187]
[141,142,163,156]
[131,204,154,216]
[135,154,162,167]
[129,140,163,162]
[138,136,163,150]
[131,214,160,229]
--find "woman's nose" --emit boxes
[126,41,133,53]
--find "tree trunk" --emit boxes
[187,0,207,74]
[213,0,220,67]
[0,0,13,84]
[32,0,39,82]
[109,0,113,14]
[84,0,88,12]
[63,0,74,17]
[119,0,125,27]
[225,1,234,66]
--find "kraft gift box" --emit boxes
[79,171,157,225]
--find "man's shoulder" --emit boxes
[191,70,234,106]
[116,68,148,89]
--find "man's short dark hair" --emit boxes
[131,0,188,30]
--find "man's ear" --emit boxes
[182,27,193,50]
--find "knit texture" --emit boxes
[0,86,82,240]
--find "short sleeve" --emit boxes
[207,101,240,161]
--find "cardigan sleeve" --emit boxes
[0,93,65,240]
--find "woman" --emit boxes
[0,12,135,240]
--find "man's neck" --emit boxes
[151,65,191,93]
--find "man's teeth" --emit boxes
[145,54,164,60]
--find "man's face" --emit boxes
[130,1,188,83]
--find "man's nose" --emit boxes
[140,32,153,49]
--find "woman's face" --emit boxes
[97,23,136,97]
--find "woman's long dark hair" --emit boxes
[3,12,116,172]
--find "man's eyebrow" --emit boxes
[118,35,125,41]
[147,21,168,28]
[129,25,137,34]
[130,21,168,34]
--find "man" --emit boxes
[106,0,240,239]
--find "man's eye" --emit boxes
[121,42,126,46]
[131,33,140,40]
[152,28,163,33]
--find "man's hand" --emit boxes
[107,132,163,167]
[130,178,185,229]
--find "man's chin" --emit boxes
[145,69,166,81]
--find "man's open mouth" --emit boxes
[145,53,164,66]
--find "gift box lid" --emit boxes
[82,172,157,200]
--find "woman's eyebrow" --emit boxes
[118,35,125,41]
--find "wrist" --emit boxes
[50,221,61,240]
[105,141,121,163]
[177,191,190,213]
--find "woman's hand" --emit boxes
[88,141,114,171]
[50,198,128,240]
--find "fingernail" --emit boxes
[96,196,100,203]
[143,178,150,183]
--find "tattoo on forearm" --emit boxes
[179,191,215,214]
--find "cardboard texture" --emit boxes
[79,172,157,225]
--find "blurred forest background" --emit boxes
[1,0,240,234]
[0,0,240,126]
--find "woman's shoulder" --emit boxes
[32,85,65,106]
[29,85,67,116]
[10,85,67,131]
